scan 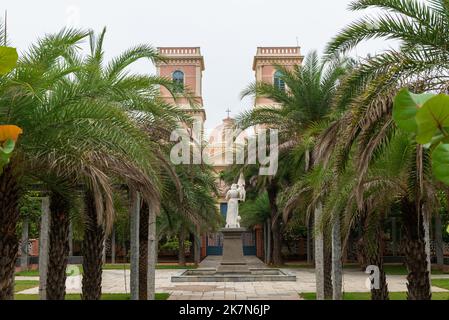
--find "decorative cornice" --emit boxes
[156,58,203,67]
[252,46,303,70]
[157,47,205,70]
[253,57,303,70]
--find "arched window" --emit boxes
[273,70,285,91]
[172,70,184,93]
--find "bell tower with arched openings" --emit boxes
[156,47,206,134]
[252,47,303,108]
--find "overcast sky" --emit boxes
[3,0,392,132]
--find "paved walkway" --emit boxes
[16,256,449,300]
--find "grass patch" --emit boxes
[16,264,197,276]
[102,264,129,270]
[15,270,40,277]
[276,263,314,269]
[433,279,449,290]
[280,263,448,276]
[14,280,39,293]
[14,293,170,300]
[382,265,447,275]
[300,292,449,300]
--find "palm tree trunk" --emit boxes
[194,226,201,265]
[68,222,73,257]
[365,218,389,300]
[307,216,313,264]
[147,205,157,300]
[314,203,324,300]
[138,202,149,300]
[402,199,431,300]
[178,228,186,266]
[367,249,389,299]
[265,218,272,264]
[267,183,282,265]
[422,207,432,292]
[46,192,70,300]
[434,212,444,268]
[271,220,283,266]
[129,191,140,300]
[331,217,342,300]
[38,197,50,300]
[81,190,105,300]
[0,164,20,300]
[111,226,116,264]
[323,246,333,299]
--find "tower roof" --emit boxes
[252,46,303,70]
[157,47,205,70]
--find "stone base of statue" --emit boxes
[216,228,251,274]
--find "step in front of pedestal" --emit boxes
[171,268,297,282]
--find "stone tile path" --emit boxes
[16,256,449,300]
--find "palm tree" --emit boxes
[325,0,449,114]
[159,162,221,264]
[239,192,271,229]
[63,28,185,300]
[0,29,90,299]
[324,0,449,299]
[0,28,164,300]
[238,51,350,292]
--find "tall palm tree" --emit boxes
[239,192,271,228]
[159,162,222,263]
[326,0,449,107]
[323,0,449,299]
[237,51,350,291]
[0,29,90,299]
[0,28,164,300]
[63,28,186,300]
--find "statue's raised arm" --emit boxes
[238,184,246,202]
[237,173,246,201]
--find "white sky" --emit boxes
[3,0,392,132]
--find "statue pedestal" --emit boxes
[216,228,251,274]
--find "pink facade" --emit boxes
[252,47,303,106]
[156,47,205,114]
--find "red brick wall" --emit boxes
[201,234,207,259]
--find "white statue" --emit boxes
[225,176,246,228]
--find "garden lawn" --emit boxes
[280,263,448,275]
[381,265,447,275]
[102,263,198,270]
[432,279,449,290]
[14,280,169,300]
[15,264,197,276]
[14,280,39,293]
[14,270,40,277]
[301,292,449,300]
[14,293,170,300]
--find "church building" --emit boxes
[157,46,303,261]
